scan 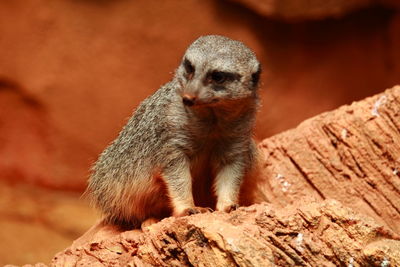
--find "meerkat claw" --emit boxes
[224,204,239,213]
[179,207,213,217]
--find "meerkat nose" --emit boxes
[182,94,197,106]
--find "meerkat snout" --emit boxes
[182,94,196,106]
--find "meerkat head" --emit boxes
[175,35,261,107]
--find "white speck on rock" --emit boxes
[348,257,354,267]
[393,168,398,175]
[226,238,240,253]
[296,233,304,252]
[341,128,348,139]
[381,257,390,267]
[282,181,290,192]
[372,95,387,117]
[275,174,291,192]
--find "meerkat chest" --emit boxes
[190,144,214,176]
[189,141,218,207]
[183,109,242,176]
[188,136,228,179]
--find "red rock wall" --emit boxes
[0,0,399,190]
[232,0,400,20]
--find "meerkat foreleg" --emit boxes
[214,161,244,212]
[162,158,194,215]
[162,157,211,217]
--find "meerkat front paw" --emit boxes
[222,204,239,213]
[216,200,239,213]
[175,206,213,217]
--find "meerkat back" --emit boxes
[87,35,263,229]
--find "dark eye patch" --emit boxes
[183,58,195,76]
[251,66,261,88]
[207,71,241,85]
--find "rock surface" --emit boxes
[259,85,400,233]
[52,200,400,266]
[0,181,97,266]
[231,0,400,20]
[51,86,400,266]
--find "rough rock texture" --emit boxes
[52,200,400,266]
[50,86,400,266]
[4,264,47,267]
[1,0,399,189]
[231,0,400,20]
[259,85,400,234]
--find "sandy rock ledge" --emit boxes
[51,200,400,266]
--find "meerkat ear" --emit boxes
[251,65,261,89]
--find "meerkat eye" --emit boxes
[211,71,227,84]
[209,71,241,85]
[183,58,195,76]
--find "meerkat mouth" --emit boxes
[181,92,220,106]
[182,97,220,107]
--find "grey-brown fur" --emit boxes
[87,35,262,228]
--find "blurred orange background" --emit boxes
[0,0,399,265]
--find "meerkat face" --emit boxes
[175,35,261,107]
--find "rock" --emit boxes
[51,85,400,266]
[4,264,48,267]
[230,0,400,20]
[259,85,400,233]
[0,181,97,266]
[52,200,400,266]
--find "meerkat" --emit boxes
[87,35,263,229]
